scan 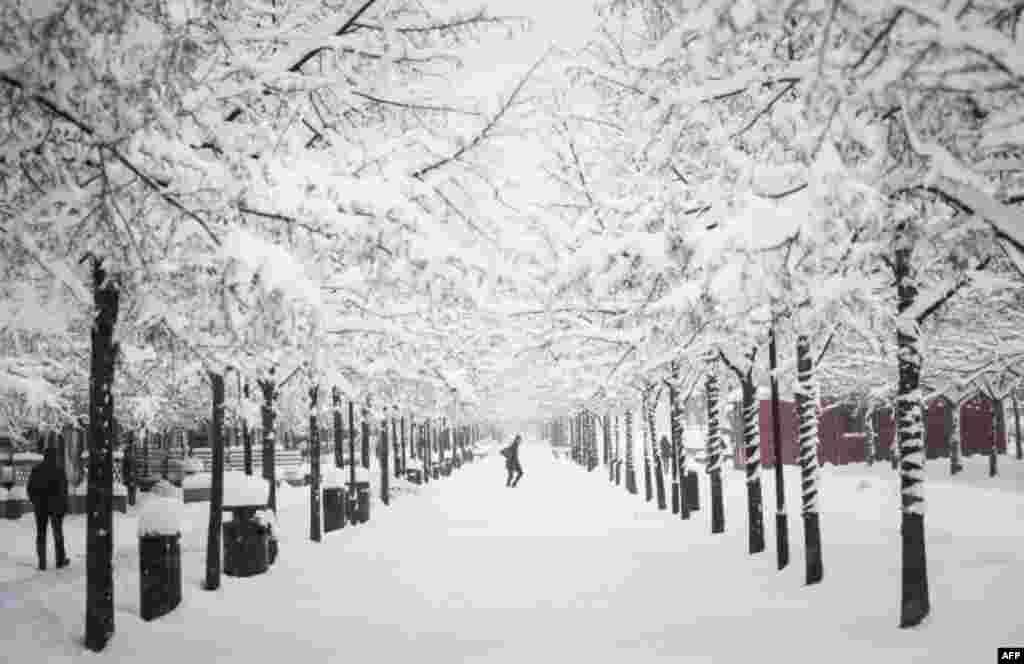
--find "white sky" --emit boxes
[449,0,603,97]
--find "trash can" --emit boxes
[5,487,25,519]
[139,533,182,621]
[685,470,700,511]
[348,481,370,525]
[223,506,270,577]
[323,487,347,533]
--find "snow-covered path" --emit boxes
[3,442,1023,663]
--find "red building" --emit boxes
[744,398,1007,467]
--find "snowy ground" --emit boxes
[1,441,1022,663]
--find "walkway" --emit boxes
[2,442,1022,663]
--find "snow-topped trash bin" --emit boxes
[7,485,27,519]
[222,472,272,577]
[322,467,347,533]
[405,459,424,484]
[182,472,212,503]
[138,482,183,621]
[0,487,11,519]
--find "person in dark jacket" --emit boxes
[27,448,69,570]
[501,435,524,488]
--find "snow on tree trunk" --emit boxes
[705,353,725,535]
[768,321,790,570]
[392,416,401,479]
[894,218,930,629]
[310,385,321,543]
[348,401,357,487]
[85,260,119,653]
[598,413,606,471]
[990,398,1003,478]
[332,389,343,469]
[401,416,407,474]
[380,417,390,505]
[625,409,637,494]
[642,399,653,502]
[243,382,253,476]
[949,399,963,475]
[670,377,690,521]
[864,406,876,467]
[604,413,613,482]
[741,378,765,554]
[259,374,277,514]
[205,372,225,591]
[645,397,666,510]
[795,335,824,585]
[1014,395,1022,461]
[614,414,622,486]
[361,408,370,469]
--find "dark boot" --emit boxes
[52,515,69,567]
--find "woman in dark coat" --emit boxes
[501,434,524,487]
[27,448,69,570]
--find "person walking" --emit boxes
[501,434,524,488]
[27,448,69,571]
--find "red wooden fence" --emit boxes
[741,398,1007,467]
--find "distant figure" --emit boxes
[501,435,524,488]
[27,448,69,571]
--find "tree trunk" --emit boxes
[705,355,725,534]
[401,416,408,474]
[205,373,225,590]
[258,375,277,513]
[393,416,401,478]
[242,382,253,476]
[864,405,876,467]
[310,385,321,542]
[990,397,1003,477]
[768,321,790,569]
[348,401,357,488]
[603,413,611,474]
[642,405,653,501]
[332,389,342,469]
[645,398,666,510]
[669,375,690,520]
[380,418,390,505]
[624,410,637,494]
[795,335,823,585]
[740,377,764,553]
[614,414,622,486]
[361,408,370,469]
[85,260,119,653]
[894,218,930,629]
[1013,394,1022,461]
[950,399,963,475]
